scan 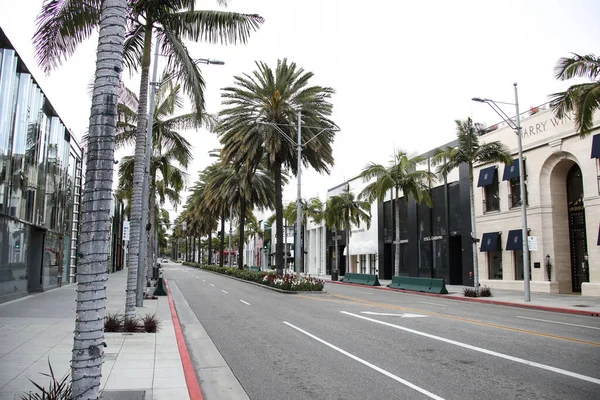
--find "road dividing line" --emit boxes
[342,311,600,385]
[283,321,445,400]
[222,290,228,294]
[210,284,215,287]
[240,300,250,306]
[419,301,447,307]
[516,316,600,330]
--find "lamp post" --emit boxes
[472,83,530,302]
[258,113,338,276]
[136,35,224,306]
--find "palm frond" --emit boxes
[554,53,600,81]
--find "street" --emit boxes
[164,263,600,400]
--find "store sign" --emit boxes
[522,113,573,139]
[423,235,443,242]
[123,221,130,241]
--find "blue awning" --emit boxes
[480,232,501,252]
[592,134,600,158]
[506,229,523,251]
[477,166,497,187]
[502,159,520,181]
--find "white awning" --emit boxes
[343,240,377,256]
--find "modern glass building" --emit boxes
[0,28,83,302]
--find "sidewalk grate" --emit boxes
[100,390,145,399]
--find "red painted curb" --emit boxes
[165,279,204,400]
[326,280,600,317]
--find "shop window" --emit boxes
[370,254,377,274]
[488,252,503,279]
[360,254,366,274]
[513,250,531,281]
[484,177,500,212]
[506,159,528,208]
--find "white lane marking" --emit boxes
[357,291,373,295]
[419,301,447,307]
[516,316,600,331]
[222,290,228,294]
[240,300,251,306]
[283,321,445,400]
[210,284,215,287]
[202,280,205,282]
[360,311,427,318]
[342,311,600,385]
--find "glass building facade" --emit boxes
[0,29,83,302]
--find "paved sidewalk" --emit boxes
[322,275,600,316]
[0,270,188,400]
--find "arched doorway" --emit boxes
[566,164,589,292]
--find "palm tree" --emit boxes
[359,151,435,277]
[34,0,264,316]
[218,59,338,275]
[432,118,512,291]
[549,53,600,137]
[70,1,127,398]
[325,185,371,276]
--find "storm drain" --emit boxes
[100,390,146,400]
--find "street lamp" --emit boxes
[258,113,339,276]
[472,83,530,302]
[136,35,224,306]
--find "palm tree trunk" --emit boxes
[345,220,350,274]
[274,159,284,275]
[72,1,126,397]
[125,17,154,317]
[193,235,196,262]
[469,167,479,291]
[146,188,156,280]
[394,190,401,276]
[219,208,226,267]
[208,231,213,265]
[238,197,246,269]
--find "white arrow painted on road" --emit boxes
[360,311,427,318]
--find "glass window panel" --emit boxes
[484,174,500,212]
[0,218,29,300]
[42,231,62,289]
[448,181,461,233]
[0,50,19,214]
[488,251,503,279]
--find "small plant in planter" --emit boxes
[479,286,492,297]
[21,360,71,399]
[142,314,161,333]
[104,313,123,332]
[123,316,143,332]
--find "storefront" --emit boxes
[0,29,83,302]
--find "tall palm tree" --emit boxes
[359,151,435,277]
[550,53,600,137]
[70,1,127,398]
[432,118,512,291]
[218,59,338,275]
[325,185,371,275]
[34,0,264,316]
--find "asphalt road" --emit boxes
[164,263,600,400]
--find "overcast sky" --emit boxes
[1,0,598,223]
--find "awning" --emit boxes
[592,134,600,158]
[347,240,378,256]
[502,159,520,181]
[477,166,497,187]
[506,229,523,251]
[480,232,501,252]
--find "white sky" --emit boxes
[1,0,598,225]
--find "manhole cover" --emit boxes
[100,390,145,400]
[573,304,590,307]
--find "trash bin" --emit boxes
[331,270,339,281]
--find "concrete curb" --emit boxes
[327,280,600,318]
[165,279,204,400]
[189,267,328,295]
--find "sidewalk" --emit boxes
[322,275,600,316]
[0,270,189,400]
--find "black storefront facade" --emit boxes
[376,161,474,286]
[324,142,475,286]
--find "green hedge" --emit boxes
[182,262,324,292]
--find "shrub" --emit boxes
[104,313,123,332]
[479,286,492,297]
[22,360,71,400]
[463,287,479,297]
[142,314,160,333]
[123,316,143,332]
